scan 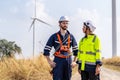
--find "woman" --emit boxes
[77,20,102,80]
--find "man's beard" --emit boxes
[61,26,67,30]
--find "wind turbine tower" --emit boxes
[29,0,51,59]
[112,0,117,57]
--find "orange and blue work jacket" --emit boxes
[44,30,78,58]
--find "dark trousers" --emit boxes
[81,71,100,80]
[52,57,72,80]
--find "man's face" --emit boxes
[59,21,68,30]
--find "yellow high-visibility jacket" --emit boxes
[77,34,102,71]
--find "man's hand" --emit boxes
[71,61,77,68]
[45,56,56,68]
[78,69,81,74]
[95,65,101,75]
[49,61,56,68]
[71,56,77,68]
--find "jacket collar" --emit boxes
[58,30,70,36]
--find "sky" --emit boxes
[0,0,120,58]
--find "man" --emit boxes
[77,20,102,80]
[43,16,78,80]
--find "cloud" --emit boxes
[69,8,101,39]
[25,0,46,18]
[71,9,100,27]
[69,8,101,41]
[0,18,6,23]
[9,7,19,14]
[25,0,56,25]
[0,18,1,23]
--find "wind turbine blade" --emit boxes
[29,19,35,31]
[35,18,52,27]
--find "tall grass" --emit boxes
[103,57,120,71]
[0,54,52,80]
[103,57,120,66]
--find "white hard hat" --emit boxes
[84,20,96,32]
[59,16,69,22]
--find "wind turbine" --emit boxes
[112,0,117,57]
[29,0,51,59]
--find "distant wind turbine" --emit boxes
[112,0,117,57]
[29,0,51,59]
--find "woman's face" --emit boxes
[82,25,87,33]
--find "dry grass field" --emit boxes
[103,57,120,71]
[2,54,120,80]
[0,54,78,80]
[0,54,52,80]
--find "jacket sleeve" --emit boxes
[77,40,81,59]
[43,34,54,56]
[71,34,78,56]
[76,38,84,65]
[95,36,102,66]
